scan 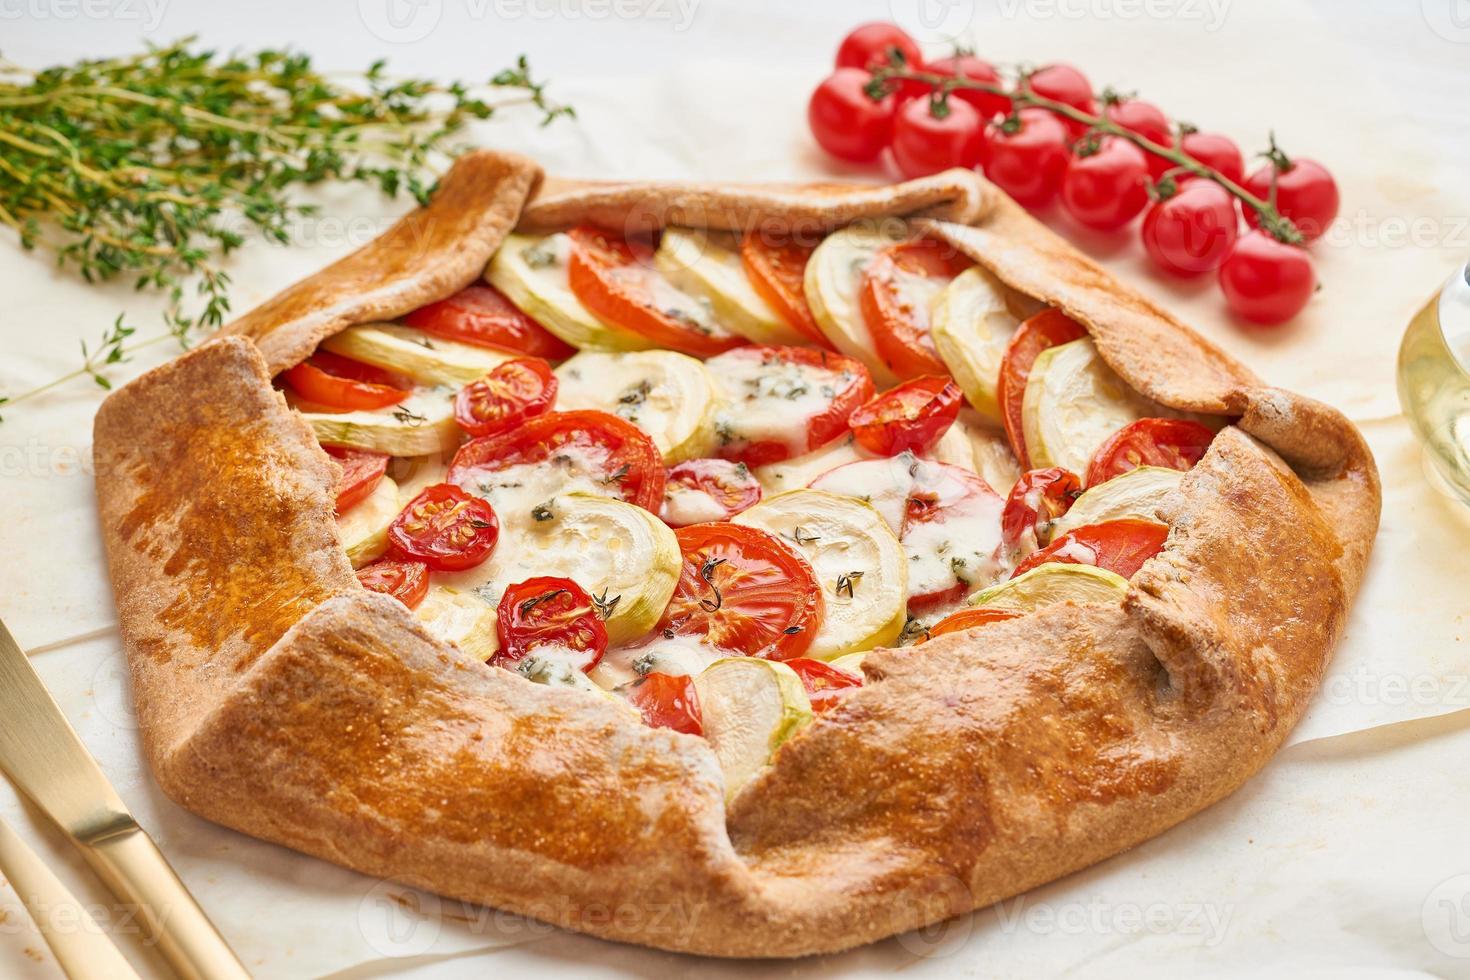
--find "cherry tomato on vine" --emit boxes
[982,108,1070,209]
[324,445,389,515]
[494,576,608,671]
[1060,137,1150,232]
[1178,129,1244,186]
[388,484,500,572]
[835,21,923,73]
[928,606,1020,639]
[1020,63,1097,138]
[891,96,985,180]
[809,68,897,164]
[1243,155,1339,242]
[283,351,410,412]
[1010,519,1169,580]
[785,658,862,713]
[403,284,575,360]
[625,672,702,735]
[453,357,557,438]
[1141,180,1239,276]
[355,559,429,611]
[1085,418,1216,486]
[1218,230,1316,326]
[848,375,962,456]
[925,53,1011,121]
[1103,97,1173,180]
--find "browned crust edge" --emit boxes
[93,160,1379,958]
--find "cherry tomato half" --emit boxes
[661,459,762,527]
[1061,137,1150,232]
[625,672,702,736]
[283,351,410,412]
[928,606,1020,639]
[1103,97,1173,180]
[835,21,923,73]
[387,483,500,572]
[1141,181,1239,276]
[355,558,429,610]
[453,357,558,438]
[1001,466,1083,550]
[1020,63,1097,138]
[926,54,1011,121]
[1011,518,1169,580]
[324,445,389,514]
[402,284,575,360]
[1086,418,1216,487]
[566,225,746,357]
[1178,129,1244,186]
[739,233,829,346]
[808,68,898,165]
[1243,155,1339,242]
[655,523,821,660]
[996,309,1088,467]
[494,576,608,672]
[982,108,1071,209]
[860,237,971,378]
[785,658,862,713]
[891,96,985,180]
[849,375,962,456]
[1218,231,1316,326]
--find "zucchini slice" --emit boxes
[486,233,652,352]
[1047,465,1183,542]
[654,228,809,346]
[301,387,460,457]
[752,435,866,495]
[930,266,1020,423]
[319,324,510,387]
[692,657,813,800]
[1022,338,1158,476]
[337,475,399,568]
[803,224,907,387]
[969,562,1130,611]
[555,350,718,462]
[413,587,498,662]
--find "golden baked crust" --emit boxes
[93,155,1379,957]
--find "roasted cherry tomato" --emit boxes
[453,357,558,438]
[1218,231,1316,326]
[785,658,862,714]
[625,672,702,735]
[1001,467,1083,550]
[282,351,410,412]
[996,309,1088,467]
[834,21,922,73]
[661,459,762,527]
[808,68,898,165]
[981,108,1071,209]
[1011,518,1169,580]
[1242,153,1339,242]
[1103,97,1173,180]
[566,225,745,357]
[1060,136,1150,232]
[848,375,962,456]
[891,96,985,180]
[926,53,1011,121]
[655,523,820,660]
[448,410,666,513]
[387,483,500,572]
[739,234,829,346]
[355,558,429,610]
[860,237,971,378]
[493,576,608,671]
[402,284,575,359]
[1020,63,1097,138]
[324,445,389,514]
[928,606,1020,639]
[1141,181,1239,276]
[1086,418,1216,486]
[1178,128,1244,186]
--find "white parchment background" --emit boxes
[2,0,1470,976]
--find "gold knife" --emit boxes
[0,813,142,979]
[0,618,250,979]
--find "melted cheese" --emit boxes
[706,347,862,460]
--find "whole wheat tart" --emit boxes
[92,149,1379,957]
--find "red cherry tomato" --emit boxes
[655,523,821,660]
[402,284,575,360]
[835,21,923,73]
[283,351,410,412]
[1061,137,1150,232]
[388,483,500,572]
[494,576,608,671]
[1141,181,1240,276]
[1086,418,1216,487]
[860,237,971,377]
[926,54,1011,121]
[996,309,1088,466]
[448,410,666,513]
[739,234,829,346]
[661,459,762,527]
[1021,64,1097,138]
[928,606,1020,639]
[1243,155,1339,242]
[1178,129,1244,186]
[1103,98,1173,179]
[355,559,429,610]
[625,672,703,735]
[849,376,962,456]
[785,658,862,714]
[1000,466,1083,550]
[1011,518,1169,580]
[1218,231,1316,326]
[809,68,897,164]
[453,357,557,439]
[323,445,389,514]
[982,108,1071,209]
[892,97,985,180]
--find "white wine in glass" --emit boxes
[1398,262,1470,505]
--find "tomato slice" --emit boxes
[656,523,820,660]
[1000,467,1083,550]
[356,559,429,610]
[1011,519,1169,580]
[447,410,666,513]
[493,576,608,671]
[996,309,1088,467]
[661,459,762,527]
[566,225,746,357]
[1085,418,1216,487]
[860,238,971,378]
[928,606,1020,639]
[453,357,558,438]
[282,351,411,412]
[848,375,962,456]
[403,284,575,360]
[387,483,500,572]
[739,234,830,346]
[323,445,389,514]
[785,658,861,714]
[625,672,703,735]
